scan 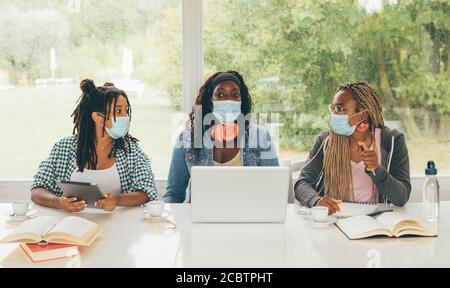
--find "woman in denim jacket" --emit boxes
[163,71,279,203]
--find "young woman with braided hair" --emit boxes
[295,82,411,214]
[31,79,157,212]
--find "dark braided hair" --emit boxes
[187,70,253,147]
[71,79,138,172]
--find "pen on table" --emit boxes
[367,209,394,217]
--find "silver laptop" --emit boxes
[191,166,290,223]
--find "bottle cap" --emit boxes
[425,161,437,175]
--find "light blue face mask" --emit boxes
[212,100,242,124]
[99,113,130,139]
[330,110,366,136]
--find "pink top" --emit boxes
[351,128,382,203]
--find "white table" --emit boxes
[1,203,449,268]
[0,204,189,268]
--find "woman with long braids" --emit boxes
[163,71,279,203]
[295,81,411,213]
[31,79,157,212]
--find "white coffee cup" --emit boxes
[145,200,165,217]
[12,200,30,216]
[308,206,329,222]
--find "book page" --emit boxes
[375,212,417,232]
[46,216,100,244]
[1,216,59,243]
[336,215,392,239]
[375,212,436,237]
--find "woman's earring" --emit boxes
[356,121,369,133]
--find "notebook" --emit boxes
[296,202,379,218]
[0,216,102,246]
[335,212,437,240]
[20,243,79,263]
[333,202,378,218]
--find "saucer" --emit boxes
[6,210,37,222]
[143,210,172,220]
[302,215,336,228]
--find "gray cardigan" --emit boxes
[294,126,411,207]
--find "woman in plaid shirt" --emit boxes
[31,79,157,212]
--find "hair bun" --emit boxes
[80,79,96,95]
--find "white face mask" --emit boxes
[329,110,367,136]
[212,100,242,124]
[98,113,130,139]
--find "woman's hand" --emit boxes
[95,193,118,212]
[316,196,342,215]
[358,141,379,172]
[57,196,87,213]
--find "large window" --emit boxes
[204,0,450,176]
[0,0,182,178]
[1,0,449,180]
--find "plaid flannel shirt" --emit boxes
[31,135,157,201]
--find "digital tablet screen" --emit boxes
[56,180,106,206]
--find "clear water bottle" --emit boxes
[423,161,440,222]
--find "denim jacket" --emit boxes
[163,124,280,203]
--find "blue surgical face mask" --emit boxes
[99,113,130,139]
[330,110,367,136]
[212,100,242,124]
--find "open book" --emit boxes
[335,212,437,240]
[1,216,102,246]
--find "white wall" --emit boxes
[1,177,449,204]
[410,176,450,202]
[0,179,167,203]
